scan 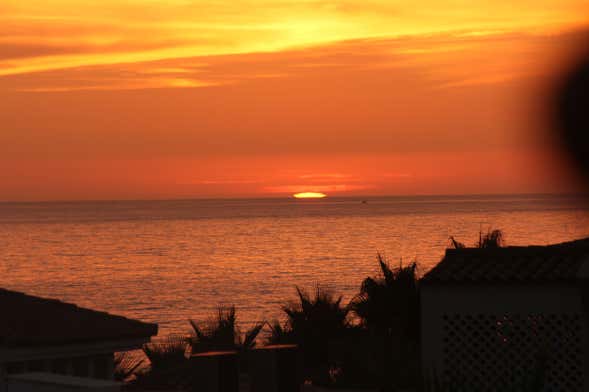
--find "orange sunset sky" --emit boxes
[1,1,589,201]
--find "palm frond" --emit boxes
[480,229,504,248]
[265,320,293,344]
[449,236,466,249]
[113,352,144,382]
[188,305,264,354]
[142,336,187,366]
[242,323,264,349]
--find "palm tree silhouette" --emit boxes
[350,256,420,391]
[281,286,351,385]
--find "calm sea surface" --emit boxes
[1,194,589,336]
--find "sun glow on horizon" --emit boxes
[293,192,327,199]
[0,1,586,201]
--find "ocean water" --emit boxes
[1,194,588,336]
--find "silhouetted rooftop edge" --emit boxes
[422,237,589,284]
[0,288,158,347]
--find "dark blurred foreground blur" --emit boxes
[556,36,589,192]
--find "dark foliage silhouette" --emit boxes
[188,305,263,354]
[478,229,504,248]
[281,286,351,385]
[449,236,465,249]
[130,336,190,389]
[449,229,504,249]
[265,319,294,345]
[350,256,420,390]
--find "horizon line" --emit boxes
[0,192,587,205]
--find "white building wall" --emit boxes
[421,284,588,390]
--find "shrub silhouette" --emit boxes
[130,335,190,389]
[188,305,264,372]
[350,256,420,390]
[188,305,264,354]
[265,319,294,345]
[281,286,351,385]
[479,229,504,248]
[126,306,263,389]
[449,229,504,249]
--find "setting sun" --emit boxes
[293,192,327,199]
[2,2,589,389]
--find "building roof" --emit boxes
[422,237,589,284]
[0,288,158,347]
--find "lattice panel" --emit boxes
[442,313,584,391]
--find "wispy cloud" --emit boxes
[264,184,372,194]
[383,173,414,178]
[187,179,262,185]
[17,78,217,92]
[2,28,582,91]
[1,0,587,78]
[299,173,352,180]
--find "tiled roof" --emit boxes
[422,237,589,284]
[0,288,158,347]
